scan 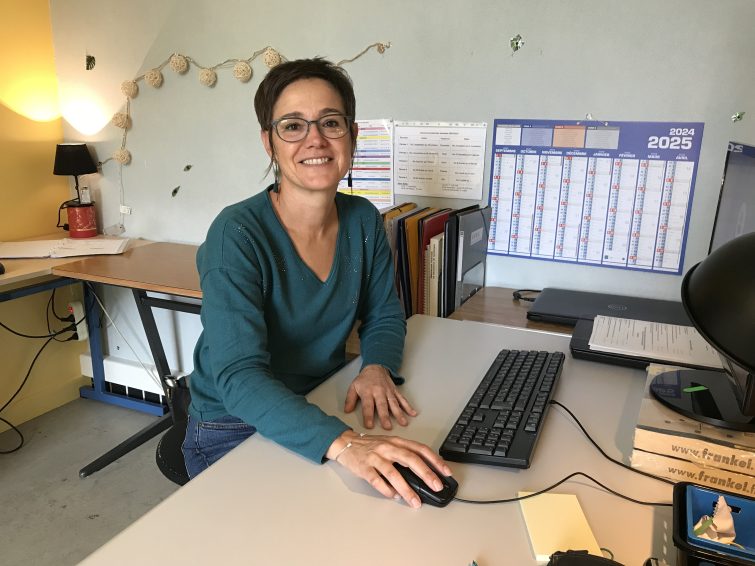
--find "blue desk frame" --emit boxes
[78,284,168,416]
[76,284,201,478]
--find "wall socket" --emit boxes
[119,205,132,215]
[68,301,88,341]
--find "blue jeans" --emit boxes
[181,414,257,479]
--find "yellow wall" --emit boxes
[0,0,87,433]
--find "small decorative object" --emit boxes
[199,68,217,87]
[233,61,253,82]
[111,112,131,129]
[263,47,282,68]
[377,42,388,54]
[732,111,745,122]
[113,148,132,165]
[169,53,189,74]
[145,69,164,88]
[121,80,139,99]
[510,34,525,53]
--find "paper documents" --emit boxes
[589,315,723,369]
[518,492,601,564]
[0,237,129,259]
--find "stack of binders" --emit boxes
[381,202,491,318]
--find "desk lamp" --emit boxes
[53,143,98,238]
[650,232,755,431]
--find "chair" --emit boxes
[155,376,191,486]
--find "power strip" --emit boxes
[67,301,88,341]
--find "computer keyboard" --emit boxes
[439,349,565,468]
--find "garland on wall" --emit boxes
[104,42,391,166]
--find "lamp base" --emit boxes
[67,203,97,238]
[650,369,755,432]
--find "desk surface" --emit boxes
[0,237,155,290]
[52,242,200,298]
[79,316,674,566]
[451,286,573,335]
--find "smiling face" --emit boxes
[261,78,356,195]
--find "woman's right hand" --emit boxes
[326,431,453,509]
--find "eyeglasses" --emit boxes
[271,113,352,143]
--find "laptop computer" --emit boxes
[526,287,690,326]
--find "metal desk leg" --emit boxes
[79,285,172,477]
[79,413,172,478]
[132,288,174,386]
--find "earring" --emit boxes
[272,160,280,193]
[348,169,353,195]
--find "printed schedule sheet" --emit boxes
[487,119,704,274]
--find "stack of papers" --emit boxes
[588,315,723,369]
[0,237,130,259]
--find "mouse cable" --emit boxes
[454,470,671,506]
[0,336,55,454]
[549,400,675,486]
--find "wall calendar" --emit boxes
[487,119,704,274]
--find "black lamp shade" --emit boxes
[681,231,755,373]
[53,143,97,176]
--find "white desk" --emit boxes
[80,316,675,565]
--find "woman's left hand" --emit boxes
[344,364,418,430]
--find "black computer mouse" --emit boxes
[0,261,4,275]
[393,462,458,507]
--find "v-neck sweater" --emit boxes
[187,187,406,463]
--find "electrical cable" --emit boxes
[512,289,541,302]
[0,336,55,454]
[454,470,671,506]
[49,288,70,322]
[550,400,675,486]
[1,290,85,453]
[0,318,74,340]
[46,290,73,342]
[85,282,162,389]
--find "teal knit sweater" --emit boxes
[187,187,406,463]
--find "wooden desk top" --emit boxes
[52,242,201,298]
[0,256,81,290]
[450,286,573,335]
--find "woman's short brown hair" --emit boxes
[254,57,356,130]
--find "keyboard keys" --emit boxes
[440,349,565,469]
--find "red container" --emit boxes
[67,203,97,238]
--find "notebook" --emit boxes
[518,492,601,564]
[526,287,690,326]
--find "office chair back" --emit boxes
[155,377,191,486]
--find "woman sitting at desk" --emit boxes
[183,58,451,508]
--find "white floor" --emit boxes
[0,399,178,566]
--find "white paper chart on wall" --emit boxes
[486,119,704,274]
